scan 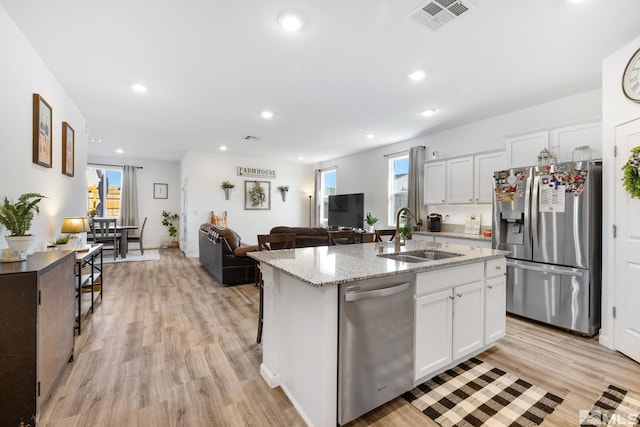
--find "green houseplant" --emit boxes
[364,211,378,232]
[277,185,289,202]
[161,210,180,248]
[221,181,235,200]
[0,193,47,253]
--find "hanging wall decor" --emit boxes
[32,93,53,168]
[62,122,74,176]
[622,146,640,199]
[245,180,270,210]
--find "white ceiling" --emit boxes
[2,0,640,163]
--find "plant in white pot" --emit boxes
[0,193,47,254]
[364,211,378,233]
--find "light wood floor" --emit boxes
[39,249,640,426]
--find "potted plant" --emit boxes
[161,210,180,248]
[221,181,235,200]
[364,211,378,233]
[277,185,289,202]
[51,234,71,250]
[0,193,47,253]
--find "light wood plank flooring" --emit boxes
[39,249,640,426]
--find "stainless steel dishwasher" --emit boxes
[338,273,414,425]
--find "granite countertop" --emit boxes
[413,231,492,241]
[248,240,510,287]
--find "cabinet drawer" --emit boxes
[416,262,484,295]
[485,258,506,278]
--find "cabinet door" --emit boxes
[505,131,549,168]
[452,281,484,360]
[415,289,453,381]
[549,121,601,163]
[424,161,446,204]
[485,276,506,343]
[447,156,474,204]
[474,151,506,203]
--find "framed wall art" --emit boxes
[62,122,74,176]
[32,93,53,168]
[154,183,168,199]
[244,180,271,210]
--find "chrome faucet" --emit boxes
[395,207,416,252]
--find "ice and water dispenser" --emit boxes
[491,167,532,260]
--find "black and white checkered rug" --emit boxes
[580,385,640,426]
[402,357,563,427]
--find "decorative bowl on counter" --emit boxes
[483,229,492,237]
[0,248,28,263]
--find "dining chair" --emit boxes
[256,233,296,344]
[91,218,120,260]
[375,229,396,242]
[328,230,356,245]
[127,217,147,255]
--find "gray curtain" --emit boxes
[120,165,139,234]
[407,145,425,222]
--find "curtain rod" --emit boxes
[88,162,143,169]
[383,145,426,158]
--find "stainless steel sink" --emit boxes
[378,249,464,263]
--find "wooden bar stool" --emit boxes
[327,230,356,245]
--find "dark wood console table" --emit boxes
[0,250,75,425]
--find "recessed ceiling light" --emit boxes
[366,133,375,139]
[261,110,274,119]
[131,83,147,93]
[409,70,426,81]
[278,13,304,32]
[220,146,227,151]
[421,109,437,117]
[298,156,304,160]
[115,148,124,154]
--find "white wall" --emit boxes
[318,89,602,228]
[180,151,315,257]
[0,5,87,250]
[88,155,181,249]
[600,34,640,349]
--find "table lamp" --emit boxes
[61,217,90,249]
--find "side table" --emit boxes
[75,244,103,335]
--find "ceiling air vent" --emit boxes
[408,0,473,31]
[243,135,260,141]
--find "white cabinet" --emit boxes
[424,161,446,204]
[447,156,474,204]
[452,281,485,360]
[474,151,506,203]
[433,236,492,248]
[414,258,506,382]
[505,131,549,168]
[415,289,453,379]
[550,121,602,163]
[485,276,506,343]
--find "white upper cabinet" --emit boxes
[447,156,474,204]
[474,151,506,203]
[505,131,549,168]
[424,161,446,204]
[550,121,602,163]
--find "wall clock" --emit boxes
[622,47,640,102]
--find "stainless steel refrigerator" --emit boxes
[491,161,602,336]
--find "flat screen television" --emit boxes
[328,193,364,229]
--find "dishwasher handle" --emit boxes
[344,282,411,302]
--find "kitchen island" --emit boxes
[249,240,509,427]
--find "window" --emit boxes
[388,155,408,226]
[87,166,123,218]
[319,168,336,227]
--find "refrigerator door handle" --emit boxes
[531,172,539,252]
[506,260,584,277]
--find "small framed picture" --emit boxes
[154,183,168,199]
[33,93,53,168]
[62,122,74,177]
[244,180,271,210]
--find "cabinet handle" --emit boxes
[456,293,462,298]
[496,266,502,270]
[469,198,472,202]
[449,296,455,300]
[488,285,493,290]
[442,199,445,203]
